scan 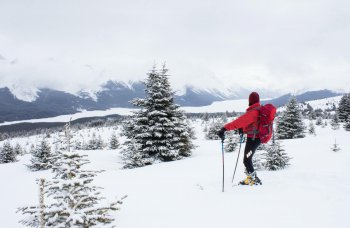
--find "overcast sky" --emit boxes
[0,0,349,94]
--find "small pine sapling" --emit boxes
[109,132,120,149]
[264,141,291,171]
[308,121,316,135]
[331,139,341,152]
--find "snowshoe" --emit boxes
[239,172,262,186]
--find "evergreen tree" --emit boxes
[330,113,340,130]
[0,142,16,163]
[322,120,327,128]
[19,126,124,227]
[28,139,54,171]
[202,112,209,122]
[253,149,265,171]
[315,117,323,126]
[331,139,341,152]
[121,112,154,167]
[122,65,193,167]
[338,93,350,123]
[14,143,23,156]
[264,141,291,171]
[73,140,84,150]
[87,133,104,150]
[344,118,350,131]
[29,144,35,154]
[308,121,316,135]
[276,97,305,139]
[206,120,224,140]
[96,135,104,150]
[109,132,120,149]
[224,131,238,153]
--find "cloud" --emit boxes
[0,0,349,93]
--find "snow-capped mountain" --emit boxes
[262,90,342,107]
[8,84,39,102]
[0,80,343,124]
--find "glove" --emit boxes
[238,128,244,136]
[217,127,227,141]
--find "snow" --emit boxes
[0,120,349,227]
[304,96,342,110]
[8,84,39,102]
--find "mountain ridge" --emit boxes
[0,81,343,123]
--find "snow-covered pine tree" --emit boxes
[344,117,350,131]
[19,125,124,227]
[86,133,104,150]
[206,120,224,140]
[308,121,316,135]
[14,143,23,155]
[315,117,323,126]
[276,96,306,139]
[0,141,16,163]
[264,141,291,171]
[28,139,54,171]
[338,93,350,124]
[175,119,195,157]
[224,131,239,153]
[330,113,340,130]
[331,139,341,152]
[29,144,35,154]
[109,132,120,149]
[122,65,194,167]
[73,139,84,150]
[253,150,265,171]
[202,112,209,122]
[121,112,154,168]
[96,134,104,150]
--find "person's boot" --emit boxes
[252,172,262,185]
[239,171,262,186]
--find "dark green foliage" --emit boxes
[224,131,238,153]
[19,125,124,227]
[308,121,316,135]
[0,141,16,163]
[264,141,291,171]
[276,97,305,139]
[28,139,54,171]
[206,120,224,140]
[86,133,104,150]
[122,65,194,168]
[109,132,120,150]
[338,93,350,123]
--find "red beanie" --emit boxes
[249,92,260,106]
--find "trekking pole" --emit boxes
[232,134,244,183]
[221,139,225,192]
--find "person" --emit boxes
[217,92,262,185]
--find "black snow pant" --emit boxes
[243,137,261,174]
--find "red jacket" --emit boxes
[224,102,261,138]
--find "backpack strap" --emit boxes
[246,106,261,141]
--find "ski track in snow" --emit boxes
[0,120,349,228]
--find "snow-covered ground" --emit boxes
[0,120,349,228]
[304,96,342,110]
